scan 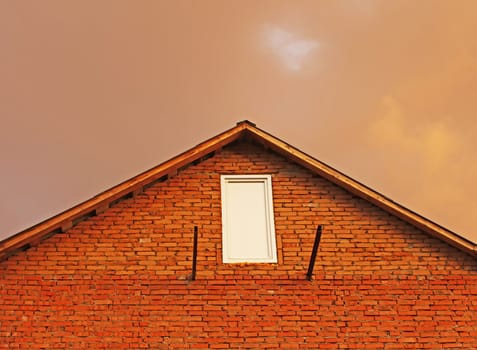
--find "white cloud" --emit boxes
[345,0,378,16]
[264,25,320,71]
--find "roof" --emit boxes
[1,120,476,260]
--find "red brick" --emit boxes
[0,142,476,349]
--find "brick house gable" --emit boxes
[1,122,476,348]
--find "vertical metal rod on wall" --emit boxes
[191,226,198,281]
[306,225,323,281]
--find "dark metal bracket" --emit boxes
[306,225,323,281]
[189,226,198,281]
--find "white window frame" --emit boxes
[220,174,277,263]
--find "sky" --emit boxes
[1,1,476,243]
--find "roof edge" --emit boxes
[0,122,249,260]
[243,124,476,256]
[1,121,475,260]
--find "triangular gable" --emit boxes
[1,120,475,260]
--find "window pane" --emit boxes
[221,175,277,263]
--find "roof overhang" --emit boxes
[1,120,475,260]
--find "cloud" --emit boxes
[342,0,378,16]
[366,95,477,240]
[263,25,320,71]
[369,95,460,170]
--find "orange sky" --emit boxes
[1,1,476,242]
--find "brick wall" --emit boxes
[1,141,476,349]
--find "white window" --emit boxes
[220,174,277,263]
